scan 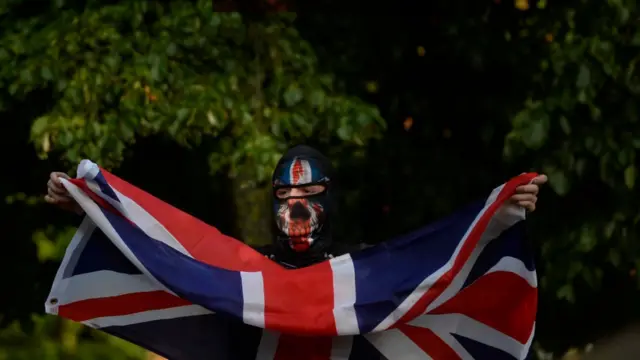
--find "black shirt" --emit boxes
[254,242,366,269]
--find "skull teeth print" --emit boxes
[276,199,323,250]
[288,223,311,237]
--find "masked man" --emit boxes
[45,145,547,269]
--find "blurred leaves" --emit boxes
[0,2,384,358]
[32,226,76,262]
[500,0,640,303]
[0,316,145,360]
[0,1,384,180]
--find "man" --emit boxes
[45,145,547,269]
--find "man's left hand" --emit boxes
[510,174,548,212]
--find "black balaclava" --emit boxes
[271,145,334,265]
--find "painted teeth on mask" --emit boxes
[289,226,311,237]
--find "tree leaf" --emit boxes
[546,167,570,195]
[576,64,591,89]
[625,165,636,189]
[283,85,303,106]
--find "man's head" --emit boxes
[272,145,334,253]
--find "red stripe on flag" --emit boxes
[429,271,537,344]
[273,334,333,360]
[396,173,537,326]
[263,261,337,335]
[95,169,276,272]
[69,179,120,216]
[59,291,191,322]
[398,324,462,360]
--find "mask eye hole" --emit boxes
[275,185,325,199]
[275,188,290,199]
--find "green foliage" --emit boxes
[0,2,384,357]
[0,316,145,360]
[501,0,640,301]
[0,0,383,179]
[32,226,77,262]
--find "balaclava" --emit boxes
[271,145,334,260]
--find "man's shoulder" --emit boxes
[251,242,371,259]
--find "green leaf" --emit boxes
[559,116,571,134]
[167,43,177,56]
[576,64,591,89]
[524,112,550,149]
[577,225,597,252]
[625,165,636,189]
[176,108,190,122]
[608,249,621,267]
[283,85,303,106]
[309,90,324,107]
[337,125,351,140]
[604,220,616,239]
[546,167,570,195]
[632,31,640,46]
[557,284,575,302]
[31,116,50,135]
[40,67,53,81]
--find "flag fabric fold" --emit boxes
[45,159,538,360]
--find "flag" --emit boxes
[46,159,537,360]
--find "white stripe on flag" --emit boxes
[409,314,533,359]
[425,200,529,313]
[83,305,212,328]
[46,216,95,315]
[77,160,130,217]
[330,254,359,335]
[365,329,433,360]
[524,322,536,360]
[371,183,521,332]
[255,331,280,360]
[241,271,265,328]
[106,184,190,256]
[54,271,162,305]
[486,257,537,287]
[427,329,474,359]
[62,180,175,296]
[330,336,354,359]
[66,161,191,256]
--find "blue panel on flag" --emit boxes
[71,225,142,276]
[93,171,120,201]
[453,334,518,360]
[351,202,485,333]
[463,222,533,288]
[104,313,263,360]
[102,209,245,319]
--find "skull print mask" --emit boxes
[272,145,333,253]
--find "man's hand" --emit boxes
[45,172,83,214]
[510,174,548,212]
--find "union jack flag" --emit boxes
[46,160,537,360]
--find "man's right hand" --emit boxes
[45,172,83,214]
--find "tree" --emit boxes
[0,1,383,357]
